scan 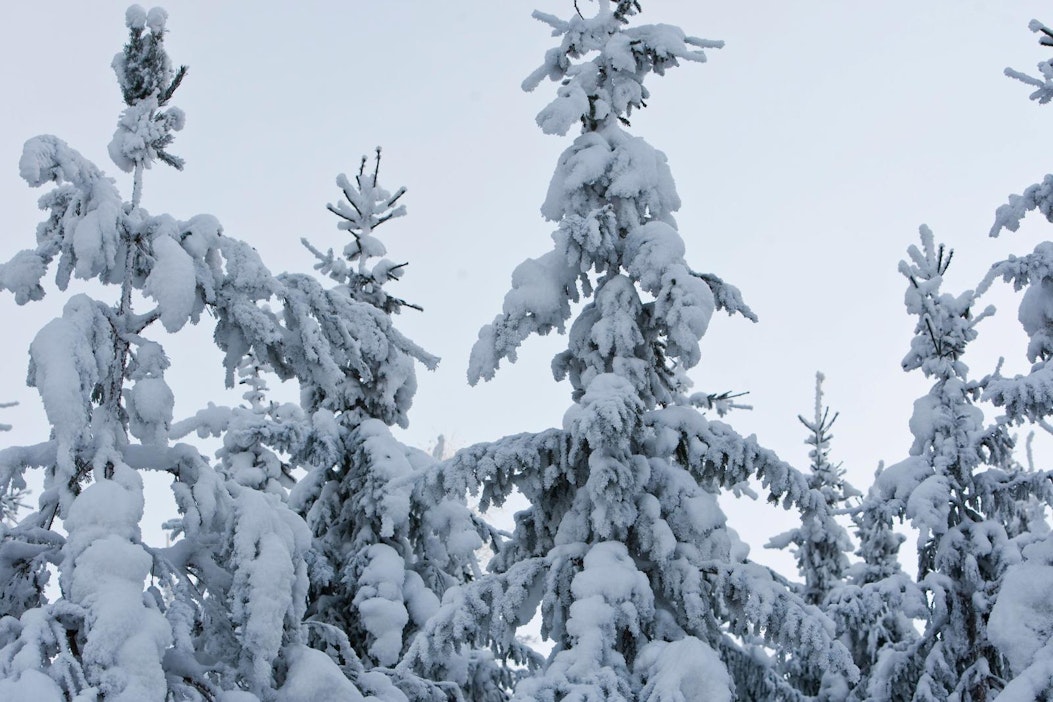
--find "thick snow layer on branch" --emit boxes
[635,637,732,702]
[145,231,197,332]
[71,202,121,280]
[0,669,65,702]
[990,560,1053,677]
[276,645,366,702]
[355,545,411,667]
[62,471,170,702]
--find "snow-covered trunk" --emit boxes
[55,11,184,699]
[10,154,176,702]
[131,162,144,211]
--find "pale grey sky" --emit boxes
[2,1,1052,566]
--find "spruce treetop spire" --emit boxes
[302,148,418,315]
[468,3,751,406]
[113,5,187,107]
[109,4,188,202]
[328,148,407,263]
[899,225,993,382]
[523,1,723,135]
[801,371,838,476]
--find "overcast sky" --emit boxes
[3,1,1053,567]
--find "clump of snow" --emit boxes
[144,231,197,332]
[146,7,167,34]
[276,645,365,702]
[18,134,110,188]
[990,539,1053,677]
[0,251,48,305]
[125,5,147,30]
[635,637,732,702]
[623,222,685,292]
[564,373,643,451]
[60,469,170,702]
[27,295,113,494]
[71,202,121,280]
[108,97,185,173]
[178,213,222,257]
[0,669,65,702]
[228,487,312,696]
[126,342,174,446]
[355,544,411,667]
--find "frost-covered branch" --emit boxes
[1004,19,1053,106]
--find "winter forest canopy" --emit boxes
[5,1,1053,700]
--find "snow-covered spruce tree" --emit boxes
[402,3,856,700]
[984,18,1053,431]
[863,226,1039,702]
[766,372,858,699]
[166,348,381,701]
[978,21,1053,700]
[283,153,494,701]
[768,373,856,609]
[833,494,926,702]
[0,7,365,701]
[819,465,925,702]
